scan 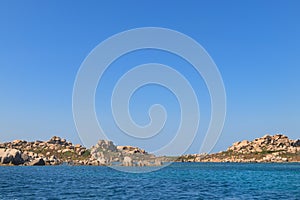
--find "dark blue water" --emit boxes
[0,163,299,199]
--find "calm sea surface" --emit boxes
[0,163,299,199]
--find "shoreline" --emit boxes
[1,134,299,166]
[1,161,300,167]
[178,134,300,163]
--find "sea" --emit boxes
[0,163,299,199]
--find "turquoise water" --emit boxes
[0,163,299,199]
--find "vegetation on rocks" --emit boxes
[89,140,163,166]
[0,136,89,166]
[1,133,299,166]
[0,136,164,166]
[178,134,300,163]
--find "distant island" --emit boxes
[178,134,300,163]
[0,134,299,166]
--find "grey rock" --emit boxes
[21,153,29,162]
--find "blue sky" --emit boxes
[0,1,299,154]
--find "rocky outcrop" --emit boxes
[122,156,133,166]
[89,140,163,166]
[94,140,117,152]
[0,148,24,165]
[29,158,45,166]
[226,134,300,155]
[0,137,164,166]
[117,146,147,155]
[1,134,298,166]
[178,134,300,163]
[0,136,89,166]
[292,139,300,147]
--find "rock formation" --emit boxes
[0,148,24,165]
[0,137,164,166]
[0,136,89,166]
[29,158,46,166]
[122,156,133,166]
[178,134,300,163]
[2,133,297,166]
[117,146,147,154]
[89,140,162,166]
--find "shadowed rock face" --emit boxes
[178,134,300,163]
[0,148,24,165]
[29,158,46,166]
[292,140,300,147]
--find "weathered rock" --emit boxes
[0,148,24,165]
[21,153,30,162]
[62,149,73,153]
[0,137,169,166]
[95,140,117,152]
[179,134,300,163]
[228,140,249,151]
[292,140,300,147]
[117,146,147,154]
[122,156,133,166]
[12,140,23,145]
[154,159,163,166]
[137,160,146,167]
[78,149,86,156]
[98,157,107,165]
[29,158,45,166]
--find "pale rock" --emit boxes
[98,157,107,165]
[29,158,45,166]
[122,156,133,166]
[0,148,24,165]
[137,160,146,166]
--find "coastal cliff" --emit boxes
[178,134,300,163]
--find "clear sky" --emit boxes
[0,1,299,154]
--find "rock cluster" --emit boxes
[0,137,164,166]
[0,148,24,165]
[0,136,89,166]
[178,134,300,163]
[89,140,163,166]
[227,134,300,154]
[122,156,133,166]
[117,146,147,154]
[2,134,299,166]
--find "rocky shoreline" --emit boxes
[0,136,164,166]
[1,134,299,166]
[178,134,300,163]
